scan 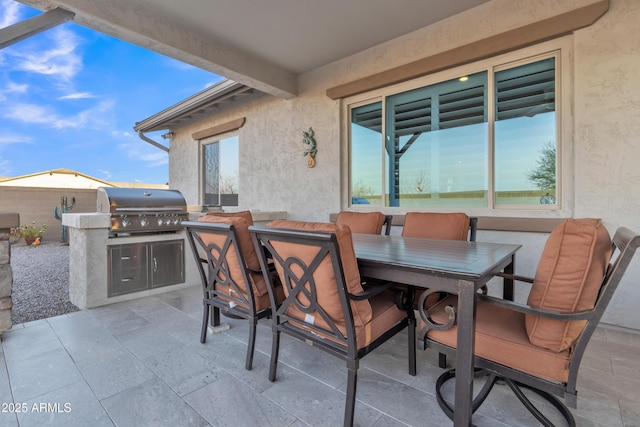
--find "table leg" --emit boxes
[454,280,476,426]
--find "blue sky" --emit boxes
[0,0,221,184]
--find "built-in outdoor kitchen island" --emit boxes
[62,187,285,309]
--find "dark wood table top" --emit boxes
[352,233,521,281]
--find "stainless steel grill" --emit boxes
[97,187,189,236]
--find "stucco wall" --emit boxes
[572,0,640,328]
[168,0,640,330]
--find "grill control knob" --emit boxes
[139,216,149,227]
[121,216,130,228]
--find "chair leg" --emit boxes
[245,317,258,371]
[268,329,280,382]
[435,369,576,427]
[505,378,576,427]
[408,312,417,376]
[200,303,209,343]
[344,366,358,427]
[212,306,220,327]
[438,352,447,369]
[434,368,498,421]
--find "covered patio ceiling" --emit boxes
[13,0,490,99]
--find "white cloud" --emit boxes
[0,81,28,102]
[111,130,134,139]
[52,99,114,129]
[98,169,112,179]
[3,102,55,124]
[0,132,33,145]
[59,92,95,100]
[6,82,28,93]
[0,156,11,176]
[118,140,168,168]
[0,0,21,28]
[12,27,82,81]
[3,99,115,130]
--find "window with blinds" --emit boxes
[495,58,555,121]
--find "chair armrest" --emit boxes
[349,282,394,300]
[496,272,534,284]
[478,294,596,321]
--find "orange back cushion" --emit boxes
[196,215,268,296]
[199,210,254,226]
[402,212,470,240]
[526,219,612,352]
[266,220,373,332]
[336,211,386,235]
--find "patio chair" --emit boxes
[250,220,416,427]
[402,211,476,241]
[183,216,283,371]
[335,211,392,235]
[420,219,640,426]
[399,212,477,367]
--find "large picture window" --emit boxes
[349,53,559,210]
[202,134,239,207]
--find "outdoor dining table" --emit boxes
[351,233,521,426]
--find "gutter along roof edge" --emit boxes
[133,79,250,132]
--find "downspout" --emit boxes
[138,130,169,153]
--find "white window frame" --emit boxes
[199,131,239,208]
[341,36,574,218]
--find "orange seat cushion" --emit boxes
[426,295,572,383]
[526,219,612,352]
[196,215,268,297]
[402,212,470,240]
[336,211,386,235]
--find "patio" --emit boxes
[1,285,639,426]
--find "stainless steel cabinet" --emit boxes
[108,239,184,296]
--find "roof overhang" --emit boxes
[16,0,492,99]
[133,80,253,133]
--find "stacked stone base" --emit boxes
[0,212,19,334]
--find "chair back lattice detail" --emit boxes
[192,225,255,310]
[262,229,359,348]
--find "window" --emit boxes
[202,134,239,207]
[349,50,561,211]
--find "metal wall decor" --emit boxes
[302,127,317,168]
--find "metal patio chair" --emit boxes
[399,212,478,368]
[183,216,283,370]
[420,219,640,426]
[250,220,416,427]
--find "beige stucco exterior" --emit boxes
[164,0,640,330]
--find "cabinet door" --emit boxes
[150,240,184,288]
[109,244,149,296]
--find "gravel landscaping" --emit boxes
[10,241,79,324]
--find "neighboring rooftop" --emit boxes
[0,168,167,189]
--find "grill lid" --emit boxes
[97,187,187,214]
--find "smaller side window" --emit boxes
[202,135,239,207]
